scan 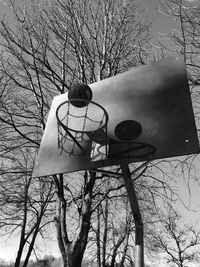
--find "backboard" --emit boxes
[32,57,199,177]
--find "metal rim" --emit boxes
[56,99,109,134]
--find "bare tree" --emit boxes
[0,148,55,267]
[90,192,134,267]
[0,58,55,266]
[151,207,200,267]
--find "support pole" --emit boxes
[121,164,144,267]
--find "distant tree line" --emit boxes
[0,256,133,267]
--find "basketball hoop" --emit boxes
[56,99,109,159]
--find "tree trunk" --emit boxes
[96,205,101,267]
[55,171,96,267]
[23,221,42,267]
[110,235,126,267]
[102,198,108,267]
[15,240,26,267]
[14,188,28,267]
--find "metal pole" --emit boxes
[121,164,144,267]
